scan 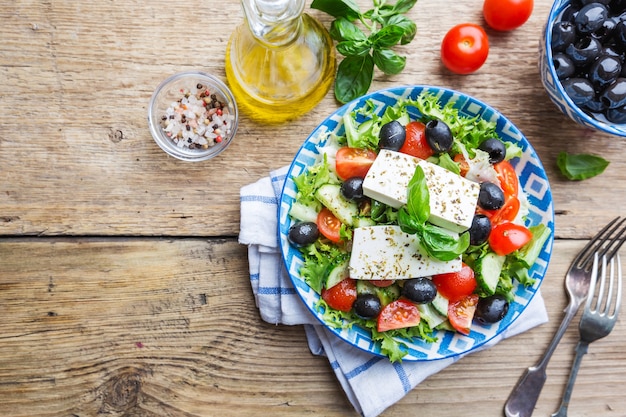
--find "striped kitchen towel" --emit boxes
[239,167,549,417]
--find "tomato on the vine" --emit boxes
[322,278,357,312]
[316,207,343,243]
[432,263,477,301]
[377,298,421,332]
[483,0,534,32]
[448,294,479,335]
[441,23,489,75]
[399,121,434,159]
[335,147,377,180]
[489,222,533,256]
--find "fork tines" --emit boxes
[575,217,626,272]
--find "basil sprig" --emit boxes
[311,0,418,103]
[397,166,470,262]
[556,151,609,180]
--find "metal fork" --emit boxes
[504,217,626,417]
[552,253,622,417]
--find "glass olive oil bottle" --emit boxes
[225,0,335,124]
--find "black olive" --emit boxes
[288,222,319,247]
[565,36,602,68]
[478,138,506,164]
[553,53,577,79]
[353,293,382,319]
[425,119,453,153]
[468,214,492,246]
[561,77,596,107]
[475,295,510,324]
[401,277,437,304]
[551,21,577,52]
[589,55,622,89]
[575,3,609,34]
[341,177,365,201]
[379,120,406,151]
[584,96,607,113]
[561,4,579,23]
[478,182,505,211]
[592,16,617,42]
[600,78,626,108]
[606,105,626,123]
[614,20,626,50]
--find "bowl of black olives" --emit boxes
[540,0,626,136]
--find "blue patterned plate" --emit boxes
[278,86,554,361]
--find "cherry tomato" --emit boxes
[377,298,421,332]
[335,147,377,180]
[491,196,521,225]
[316,207,343,243]
[432,263,477,301]
[477,195,520,226]
[322,278,357,312]
[494,160,519,198]
[453,153,470,177]
[399,121,434,159]
[489,222,533,256]
[371,280,395,288]
[441,23,489,75]
[483,0,533,32]
[448,294,479,335]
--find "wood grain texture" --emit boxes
[0,0,625,237]
[0,239,624,416]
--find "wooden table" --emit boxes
[1,1,624,416]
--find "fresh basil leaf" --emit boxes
[556,151,609,180]
[373,48,406,75]
[336,39,371,56]
[397,207,422,235]
[370,24,405,48]
[334,54,374,104]
[384,14,417,45]
[311,0,361,20]
[420,224,470,262]
[330,17,367,42]
[406,166,430,223]
[392,0,419,14]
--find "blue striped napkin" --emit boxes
[239,167,549,417]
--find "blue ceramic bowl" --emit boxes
[278,86,555,362]
[539,0,626,137]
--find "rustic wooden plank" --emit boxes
[0,0,624,237]
[0,238,624,416]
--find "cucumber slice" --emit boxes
[355,280,400,306]
[431,292,449,317]
[315,184,358,226]
[417,302,447,329]
[474,252,506,296]
[353,217,376,228]
[289,201,318,223]
[325,259,349,289]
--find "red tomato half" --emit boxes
[483,0,533,32]
[399,121,434,159]
[432,263,477,301]
[494,160,519,199]
[322,278,357,312]
[316,207,343,243]
[477,195,520,226]
[377,298,421,332]
[454,153,470,177]
[489,222,533,256]
[448,294,479,335]
[441,23,489,75]
[335,147,377,180]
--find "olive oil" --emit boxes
[225,0,335,124]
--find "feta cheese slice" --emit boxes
[349,225,462,280]
[362,149,480,232]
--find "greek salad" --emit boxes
[287,92,551,362]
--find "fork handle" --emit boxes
[504,302,579,417]
[551,341,590,417]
